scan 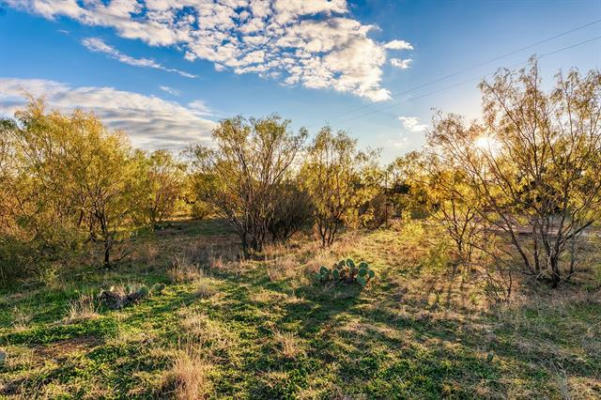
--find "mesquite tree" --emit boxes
[429,60,601,288]
[300,127,372,247]
[188,115,306,255]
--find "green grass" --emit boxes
[1,220,600,399]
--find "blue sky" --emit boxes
[1,0,600,161]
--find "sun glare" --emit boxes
[474,135,499,152]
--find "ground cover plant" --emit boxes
[1,218,600,399]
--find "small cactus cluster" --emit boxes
[316,258,375,287]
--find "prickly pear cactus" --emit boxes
[315,258,375,287]
[316,265,331,282]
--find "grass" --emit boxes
[0,218,600,399]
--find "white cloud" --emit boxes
[6,0,414,102]
[399,116,428,132]
[159,85,180,96]
[0,78,215,150]
[187,100,211,116]
[82,37,197,78]
[390,58,412,69]
[384,40,414,50]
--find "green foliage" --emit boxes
[1,220,600,399]
[0,99,143,275]
[267,183,315,242]
[132,149,185,229]
[187,115,307,254]
[300,127,377,247]
[422,241,451,273]
[316,258,375,287]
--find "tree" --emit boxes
[355,162,387,230]
[188,115,306,255]
[267,182,314,243]
[387,151,432,219]
[135,150,185,229]
[0,119,17,234]
[300,127,371,247]
[426,162,482,263]
[5,100,89,266]
[72,121,137,267]
[429,60,601,288]
[7,100,138,268]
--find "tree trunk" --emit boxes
[550,256,560,288]
[103,236,112,268]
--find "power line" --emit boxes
[312,17,601,129]
[334,33,601,130]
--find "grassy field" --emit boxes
[1,219,601,399]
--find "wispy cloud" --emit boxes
[399,116,428,132]
[7,0,414,102]
[0,78,215,150]
[159,85,180,96]
[81,37,197,78]
[187,100,212,116]
[390,58,413,69]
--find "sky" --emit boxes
[0,0,600,162]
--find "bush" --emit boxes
[0,228,83,286]
[190,200,213,220]
[0,236,32,284]
[268,184,314,243]
[358,192,388,230]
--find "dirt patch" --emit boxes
[35,335,102,359]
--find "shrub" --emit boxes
[267,184,314,243]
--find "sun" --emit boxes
[474,135,499,152]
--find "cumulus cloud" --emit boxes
[399,116,428,132]
[384,40,414,50]
[82,37,197,78]
[0,78,215,150]
[6,0,413,102]
[390,58,412,69]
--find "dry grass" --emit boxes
[168,256,203,283]
[266,255,298,281]
[11,307,33,332]
[163,351,213,400]
[209,255,226,270]
[273,329,304,359]
[4,218,601,399]
[64,293,98,323]
[132,242,160,266]
[191,277,217,298]
[178,310,234,355]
